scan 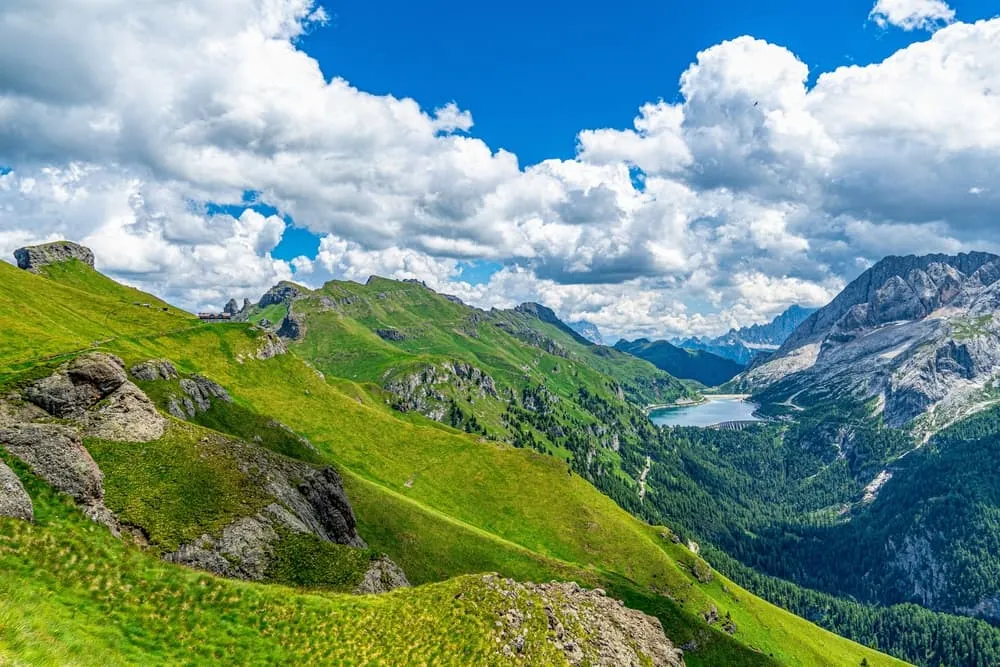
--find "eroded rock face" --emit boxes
[14,241,95,272]
[166,513,280,580]
[167,375,232,419]
[276,313,305,341]
[483,575,685,667]
[384,361,500,422]
[130,359,179,382]
[87,382,166,442]
[163,437,381,584]
[0,459,33,522]
[355,556,410,594]
[23,353,165,441]
[742,253,1000,426]
[0,423,103,505]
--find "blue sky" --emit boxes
[2,0,999,338]
[273,0,996,281]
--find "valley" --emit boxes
[4,243,1000,666]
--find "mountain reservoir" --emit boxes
[649,395,762,428]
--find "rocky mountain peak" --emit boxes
[745,251,1000,427]
[14,241,95,272]
[782,252,1000,353]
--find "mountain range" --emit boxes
[7,241,1000,666]
[676,306,817,365]
[613,338,746,388]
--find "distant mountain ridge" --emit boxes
[568,320,603,345]
[676,305,816,365]
[614,338,745,387]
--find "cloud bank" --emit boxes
[1,0,998,340]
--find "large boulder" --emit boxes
[24,352,127,418]
[22,353,165,442]
[86,382,166,442]
[0,423,103,505]
[0,459,33,522]
[355,556,410,594]
[14,241,95,272]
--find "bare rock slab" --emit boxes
[0,459,33,522]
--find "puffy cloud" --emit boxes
[0,1,998,337]
[869,0,956,31]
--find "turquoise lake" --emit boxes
[649,396,762,428]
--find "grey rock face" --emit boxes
[744,252,1000,426]
[375,328,405,342]
[14,241,95,272]
[0,423,103,505]
[482,575,685,666]
[165,514,280,580]
[165,435,372,581]
[259,282,304,308]
[21,353,165,442]
[294,467,366,547]
[355,556,410,593]
[170,375,233,418]
[130,359,179,382]
[253,333,287,360]
[223,298,240,315]
[0,459,33,522]
[384,361,500,422]
[25,352,127,418]
[86,381,166,442]
[276,313,304,340]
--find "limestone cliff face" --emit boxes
[741,252,1000,427]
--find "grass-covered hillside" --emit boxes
[0,257,904,665]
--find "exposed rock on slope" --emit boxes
[163,437,375,582]
[742,252,1000,426]
[0,423,107,518]
[355,556,411,594]
[14,241,95,272]
[162,374,232,419]
[0,458,33,522]
[482,575,685,666]
[22,352,166,441]
[384,362,499,422]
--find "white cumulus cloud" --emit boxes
[869,0,956,31]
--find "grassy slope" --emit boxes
[0,261,903,666]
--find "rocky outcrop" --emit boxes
[355,556,411,593]
[167,375,232,419]
[165,441,377,583]
[14,241,95,272]
[482,575,685,666]
[0,423,103,505]
[0,459,33,522]
[375,328,405,342]
[130,359,179,382]
[21,353,165,441]
[384,361,499,422]
[276,313,305,341]
[224,298,240,315]
[87,381,167,442]
[166,512,281,580]
[247,333,287,361]
[259,282,305,308]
